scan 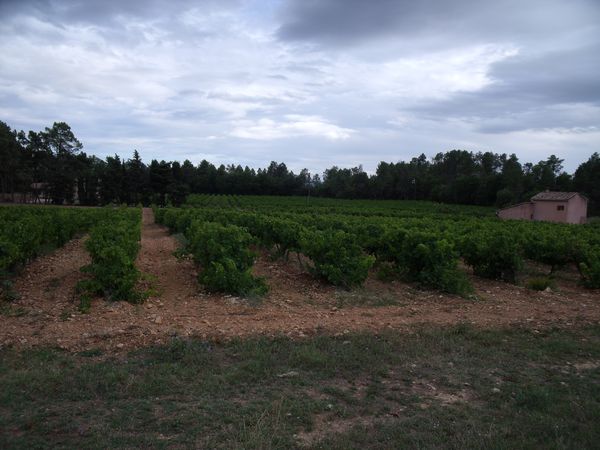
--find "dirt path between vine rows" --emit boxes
[1,208,600,354]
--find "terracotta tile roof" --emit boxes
[531,191,578,201]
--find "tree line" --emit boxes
[1,120,599,213]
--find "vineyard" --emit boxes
[0,206,141,305]
[157,194,600,295]
[2,198,599,308]
[1,198,599,311]
[1,198,600,448]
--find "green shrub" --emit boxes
[80,210,142,302]
[262,217,303,257]
[523,229,579,273]
[153,206,166,224]
[461,229,523,283]
[579,248,600,289]
[1,278,19,302]
[186,221,267,296]
[0,207,113,304]
[379,229,472,295]
[0,238,21,273]
[354,223,387,254]
[526,276,553,291]
[299,229,375,288]
[200,258,268,296]
[187,221,255,268]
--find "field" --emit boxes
[1,197,599,448]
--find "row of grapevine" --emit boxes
[160,196,600,292]
[185,194,243,208]
[78,208,143,305]
[0,206,109,278]
[185,193,494,219]
[156,207,470,293]
[155,207,267,295]
[237,205,600,288]
[186,221,267,296]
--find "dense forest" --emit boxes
[1,120,599,213]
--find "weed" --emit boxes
[0,303,26,317]
[78,290,92,313]
[59,309,71,321]
[1,278,19,302]
[526,276,554,291]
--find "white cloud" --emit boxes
[329,44,519,102]
[0,0,598,173]
[230,115,354,140]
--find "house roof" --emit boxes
[497,201,533,212]
[531,191,580,202]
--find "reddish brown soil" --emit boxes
[1,208,599,353]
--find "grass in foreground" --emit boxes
[1,325,599,449]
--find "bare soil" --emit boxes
[1,208,599,353]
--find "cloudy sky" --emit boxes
[1,0,599,173]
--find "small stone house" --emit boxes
[497,191,588,224]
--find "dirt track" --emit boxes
[1,208,599,353]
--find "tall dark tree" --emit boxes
[39,122,83,204]
[0,119,596,211]
[76,154,103,206]
[195,160,217,193]
[574,152,600,215]
[526,155,567,195]
[0,121,23,201]
[149,159,172,205]
[100,155,124,204]
[124,150,147,205]
[496,153,524,206]
[169,161,189,206]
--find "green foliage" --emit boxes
[186,221,267,296]
[522,228,580,273]
[0,206,113,298]
[80,209,142,302]
[402,232,472,295]
[579,249,600,289]
[200,258,267,297]
[379,229,472,295]
[461,229,523,282]
[299,229,374,287]
[526,276,553,291]
[0,206,107,268]
[0,239,20,273]
[1,278,19,302]
[78,291,92,313]
[158,195,600,292]
[2,115,597,210]
[187,221,255,268]
[262,217,303,256]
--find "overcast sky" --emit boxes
[1,0,598,173]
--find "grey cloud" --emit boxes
[0,0,237,25]
[0,0,237,50]
[406,43,600,133]
[277,0,600,49]
[1,0,599,173]
[490,45,600,105]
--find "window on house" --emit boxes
[557,205,565,211]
